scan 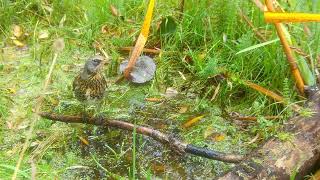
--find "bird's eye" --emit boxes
[93,59,101,63]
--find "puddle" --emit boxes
[59,98,233,179]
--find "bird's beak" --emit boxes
[102,58,111,66]
[100,61,107,69]
[97,59,109,71]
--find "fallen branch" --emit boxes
[39,112,244,163]
[219,91,320,179]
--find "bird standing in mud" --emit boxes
[73,55,107,118]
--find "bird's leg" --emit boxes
[82,104,89,123]
[94,100,105,123]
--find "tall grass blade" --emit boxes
[236,38,279,55]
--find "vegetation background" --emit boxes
[0,0,319,179]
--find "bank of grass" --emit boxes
[0,0,319,179]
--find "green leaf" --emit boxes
[236,38,280,55]
[198,57,220,78]
[159,16,177,35]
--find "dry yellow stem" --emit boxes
[124,0,155,79]
[141,0,155,37]
[119,46,161,54]
[245,81,284,102]
[265,12,320,23]
[232,115,280,121]
[265,0,305,95]
[244,81,302,112]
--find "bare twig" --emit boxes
[93,41,110,60]
[29,159,36,180]
[231,115,280,121]
[245,133,260,145]
[178,0,185,20]
[39,112,244,163]
[109,4,120,17]
[119,47,161,54]
[251,0,265,11]
[244,81,302,112]
[238,10,268,42]
[115,75,125,84]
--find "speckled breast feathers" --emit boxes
[72,55,107,102]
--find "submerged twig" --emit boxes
[39,112,244,163]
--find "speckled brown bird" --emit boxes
[73,55,107,105]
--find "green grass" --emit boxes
[0,0,319,179]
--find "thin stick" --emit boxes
[119,47,161,54]
[244,81,302,112]
[251,0,266,11]
[231,115,280,121]
[239,10,268,42]
[123,0,155,79]
[265,0,305,95]
[93,41,110,60]
[265,12,320,23]
[115,75,125,84]
[178,0,185,20]
[39,112,244,163]
[12,39,64,180]
[245,81,284,102]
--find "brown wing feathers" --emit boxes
[73,73,106,102]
